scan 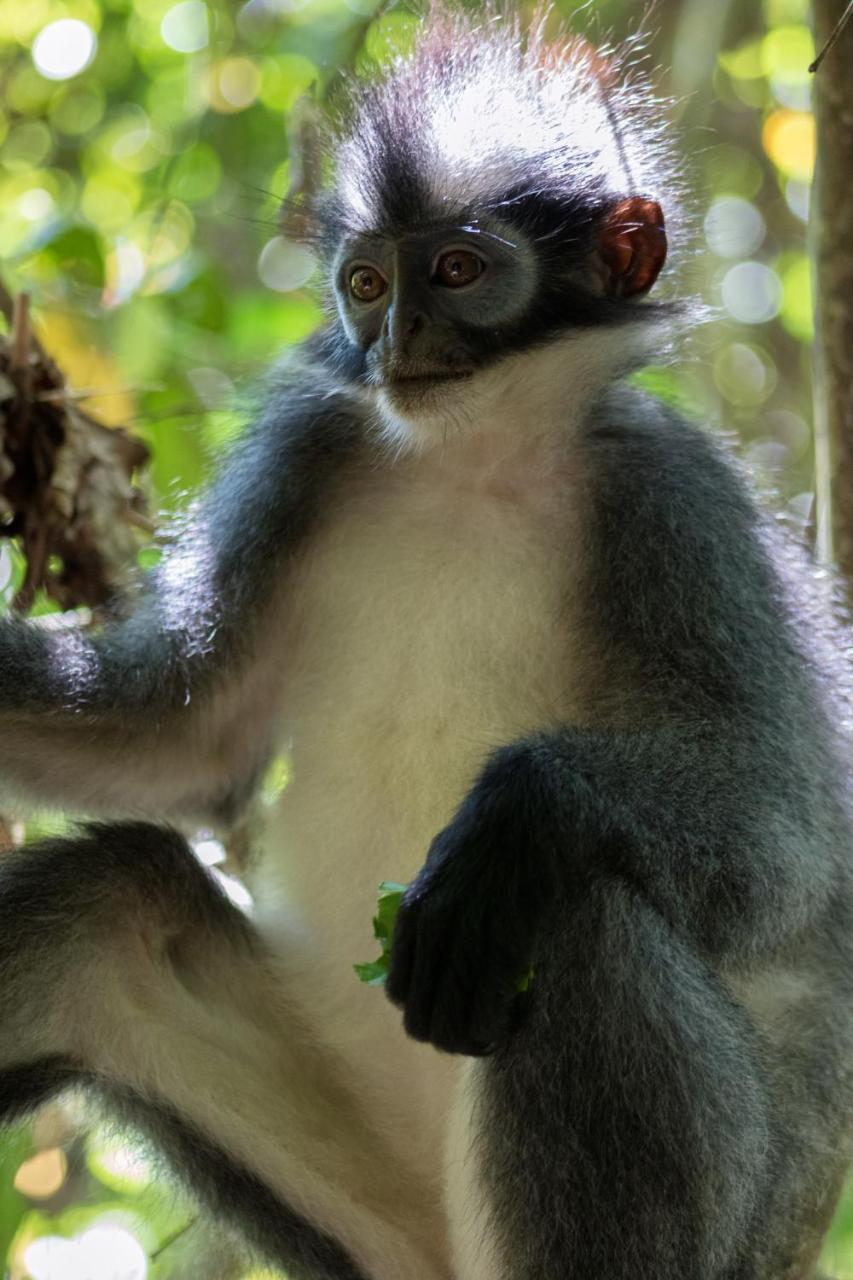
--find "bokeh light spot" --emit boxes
[760,25,814,82]
[704,197,766,259]
[14,1147,68,1199]
[87,1134,154,1194]
[103,240,147,307]
[50,85,105,135]
[785,179,810,223]
[82,171,142,231]
[258,237,317,292]
[167,144,222,203]
[714,342,777,406]
[721,261,783,324]
[0,546,14,594]
[18,186,55,220]
[213,869,254,911]
[32,20,97,82]
[192,835,227,865]
[766,409,811,458]
[161,1,209,54]
[206,57,260,112]
[23,1235,78,1280]
[2,119,53,169]
[260,54,319,113]
[762,110,815,181]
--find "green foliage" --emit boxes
[354,881,408,985]
[2,0,852,1275]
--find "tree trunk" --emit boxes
[811,1,853,577]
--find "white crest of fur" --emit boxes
[333,6,686,252]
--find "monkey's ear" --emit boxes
[280,90,324,243]
[597,198,667,298]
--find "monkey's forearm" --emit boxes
[0,365,364,818]
[519,724,838,956]
[0,708,254,820]
[0,606,280,819]
[387,720,839,1055]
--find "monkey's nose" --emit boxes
[385,305,428,350]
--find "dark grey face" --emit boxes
[332,222,538,402]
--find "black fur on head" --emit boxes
[287,6,689,311]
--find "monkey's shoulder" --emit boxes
[577,386,798,582]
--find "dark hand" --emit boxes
[386,742,559,1055]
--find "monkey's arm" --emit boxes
[388,389,849,1054]
[0,364,362,820]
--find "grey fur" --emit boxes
[0,10,851,1280]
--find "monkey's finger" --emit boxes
[445,937,519,1055]
[400,908,456,1045]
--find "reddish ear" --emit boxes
[598,198,667,298]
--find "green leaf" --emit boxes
[374,882,406,949]
[43,226,105,289]
[355,881,407,985]
[353,959,390,986]
[0,1124,30,1261]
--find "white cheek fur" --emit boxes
[372,323,661,456]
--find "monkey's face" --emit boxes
[331,202,668,450]
[321,16,675,451]
[333,220,541,436]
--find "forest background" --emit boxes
[0,0,846,1275]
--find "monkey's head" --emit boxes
[299,9,685,449]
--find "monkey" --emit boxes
[1,8,852,1279]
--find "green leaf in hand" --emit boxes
[355,881,535,995]
[354,882,407,985]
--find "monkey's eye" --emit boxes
[434,249,485,288]
[349,265,388,302]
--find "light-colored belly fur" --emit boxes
[246,434,584,1271]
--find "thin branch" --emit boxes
[809,0,853,71]
[148,1217,199,1261]
[10,293,31,371]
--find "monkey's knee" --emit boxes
[0,823,252,1085]
[476,880,772,1279]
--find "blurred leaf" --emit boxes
[362,10,420,65]
[719,39,764,80]
[778,251,814,341]
[760,24,814,80]
[704,144,765,199]
[0,1125,30,1261]
[166,144,222,203]
[42,225,105,288]
[227,290,323,357]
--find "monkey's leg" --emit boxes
[0,823,445,1280]
[445,878,772,1280]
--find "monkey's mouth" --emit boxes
[377,369,475,393]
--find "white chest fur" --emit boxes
[229,373,602,1275]
[260,430,583,938]
[244,427,586,1256]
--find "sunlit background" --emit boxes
[0,0,848,1275]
